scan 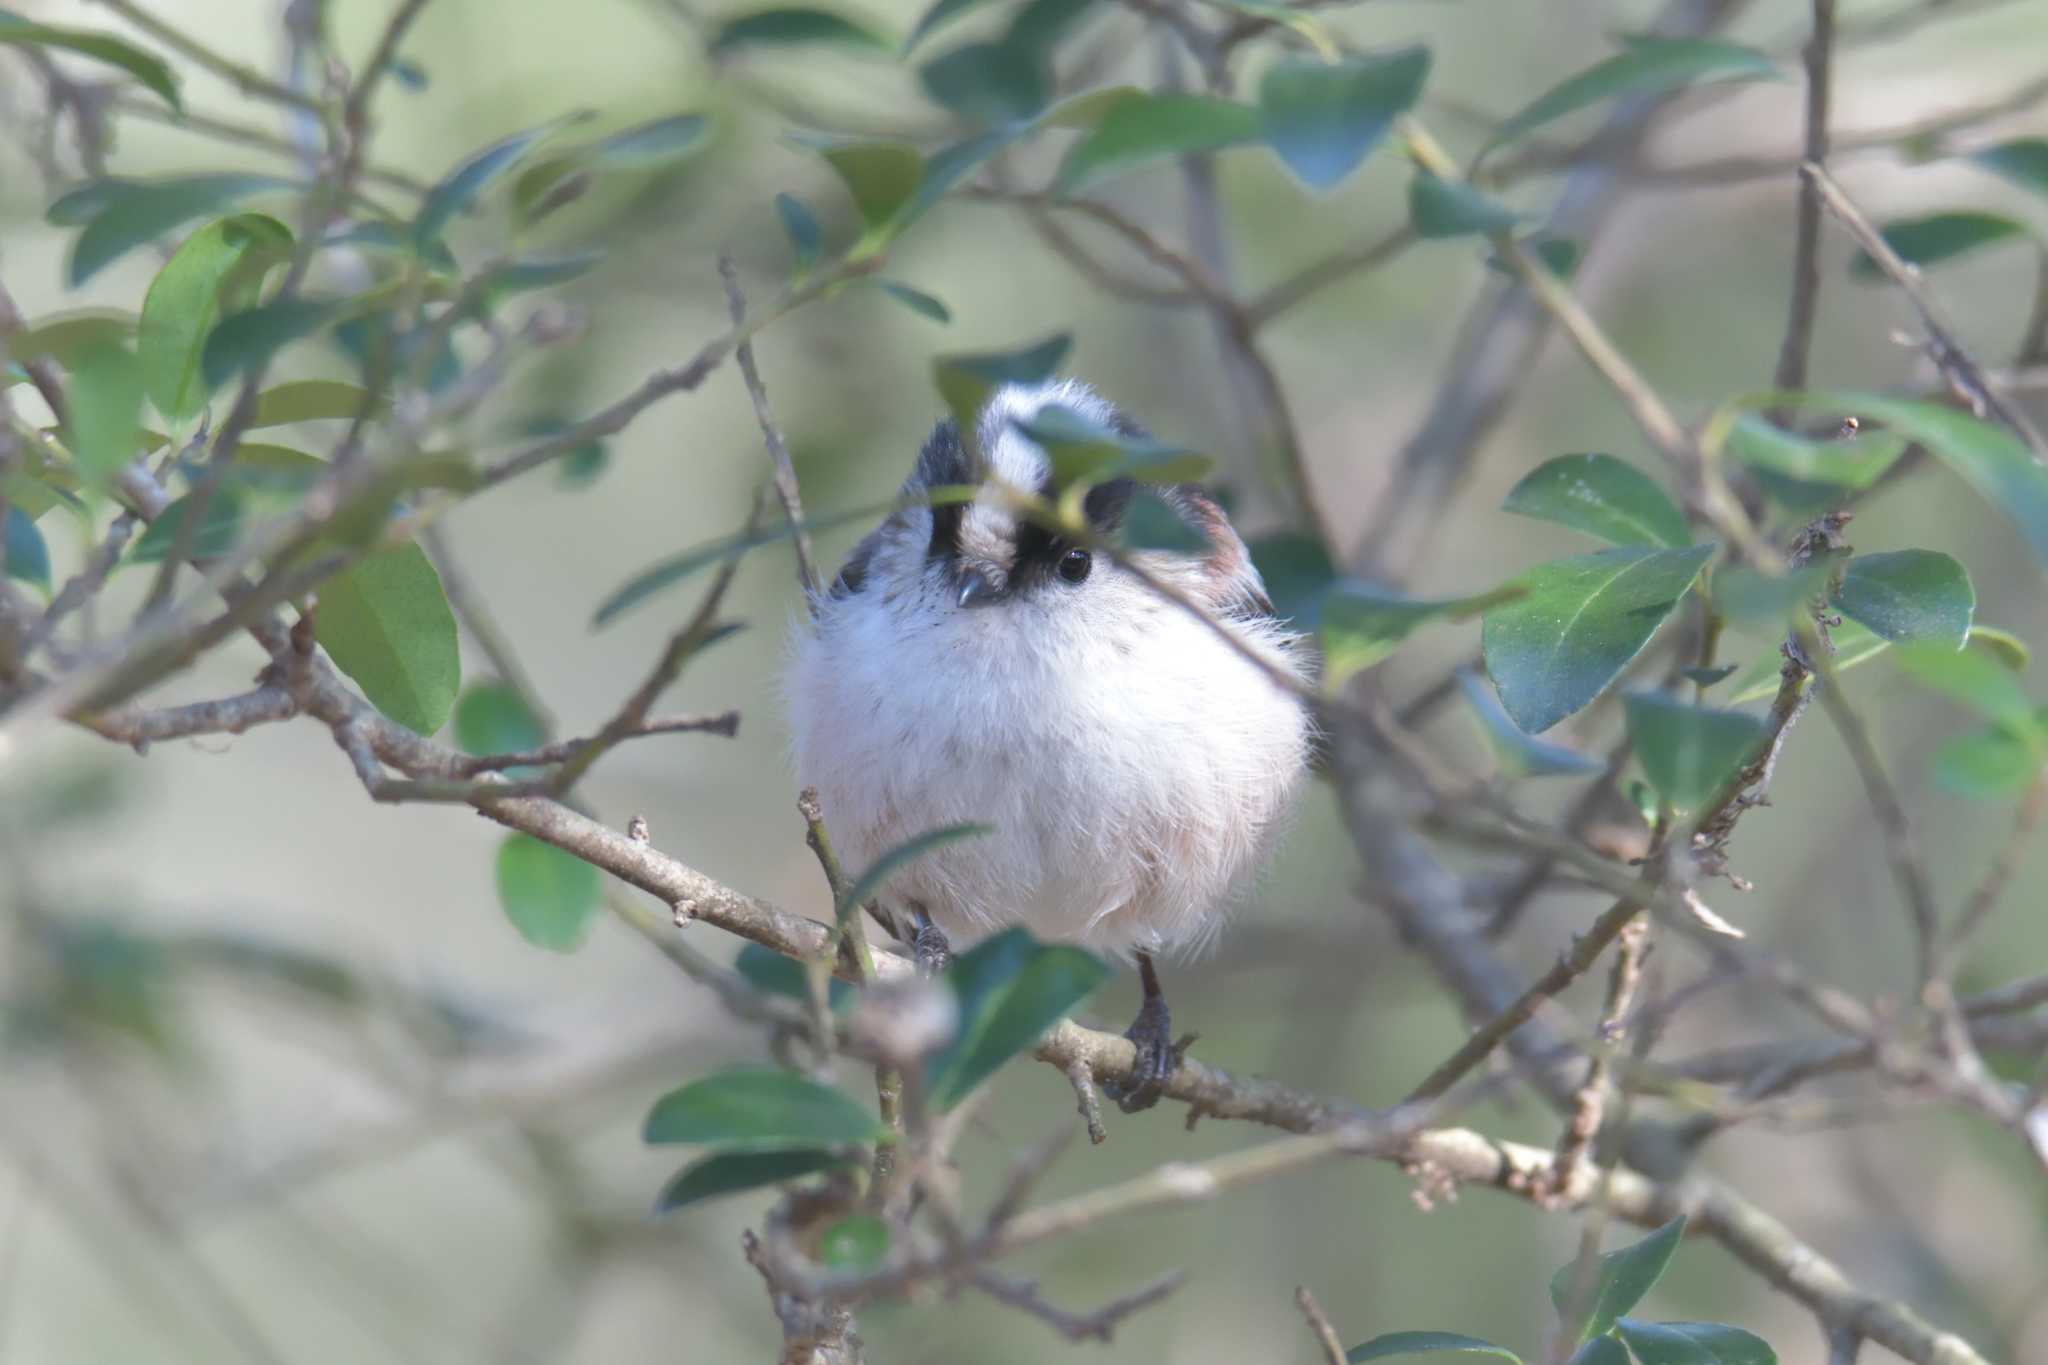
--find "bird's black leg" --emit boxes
[1104,951,1179,1114]
[905,903,952,977]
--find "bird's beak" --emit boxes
[956,565,1002,609]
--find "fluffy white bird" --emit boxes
[784,380,1313,1108]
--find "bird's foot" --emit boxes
[911,918,952,977]
[1104,995,1186,1114]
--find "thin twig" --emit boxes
[971,1268,1185,1343]
[1295,1286,1348,1365]
[91,0,323,111]
[720,258,820,602]
[1772,0,1836,394]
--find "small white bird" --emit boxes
[784,380,1313,1109]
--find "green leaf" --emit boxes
[3,309,135,369]
[1121,488,1213,553]
[1461,671,1603,777]
[200,297,344,389]
[139,214,293,423]
[1015,404,1210,491]
[818,1213,890,1269]
[643,1067,884,1149]
[1347,1332,1521,1362]
[1568,1339,1631,1365]
[1831,550,1972,649]
[62,174,293,287]
[415,119,571,247]
[453,682,545,757]
[1488,236,1582,279]
[1722,412,1907,490]
[933,333,1071,430]
[1485,37,1779,154]
[1258,47,1430,191]
[1409,173,1520,239]
[1482,544,1714,732]
[656,1150,850,1213]
[130,487,243,563]
[1248,531,1335,628]
[1550,1216,1687,1343]
[1849,212,2026,280]
[903,0,999,50]
[1039,84,1144,130]
[0,14,180,110]
[877,280,952,323]
[1970,137,2048,196]
[920,40,1050,126]
[1711,560,1836,629]
[314,543,461,735]
[4,505,50,589]
[1892,642,2041,736]
[809,137,926,236]
[1725,618,2020,704]
[1503,453,1690,549]
[1934,723,2041,799]
[494,832,601,952]
[1964,623,2029,671]
[734,943,856,1011]
[1614,1319,1776,1365]
[65,338,145,493]
[776,192,823,276]
[709,7,889,54]
[591,113,709,165]
[250,379,383,427]
[1623,692,1768,811]
[592,501,891,626]
[1054,93,1262,193]
[927,928,1114,1108]
[492,252,602,293]
[838,824,990,922]
[1324,582,1518,691]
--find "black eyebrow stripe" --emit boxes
[914,419,970,561]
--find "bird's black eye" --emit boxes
[1057,546,1092,584]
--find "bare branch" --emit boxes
[1295,1286,1349,1365]
[1772,0,1836,394]
[971,1268,1185,1343]
[721,257,821,602]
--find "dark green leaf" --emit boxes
[877,280,952,323]
[1831,550,1973,649]
[1248,531,1335,628]
[656,1149,850,1213]
[933,333,1071,430]
[994,0,1090,53]
[139,214,293,423]
[818,1214,890,1269]
[250,379,382,427]
[899,128,1015,229]
[4,505,50,589]
[1567,1340,1630,1365]
[643,1067,884,1148]
[777,192,823,275]
[1120,488,1212,553]
[1488,236,1581,279]
[322,219,460,272]
[65,338,145,492]
[494,832,601,952]
[1015,404,1210,490]
[1503,453,1690,549]
[1711,560,1835,628]
[1410,172,1519,238]
[1892,642,2041,737]
[838,824,989,922]
[64,174,293,286]
[1039,83,1143,129]
[1325,582,1519,690]
[226,442,327,502]
[389,55,428,89]
[1614,1319,1776,1365]
[734,943,857,1011]
[492,251,602,293]
[1482,545,1713,732]
[1682,664,1737,688]
[1347,1332,1522,1362]
[200,297,344,389]
[130,487,243,563]
[47,178,136,227]
[1258,47,1429,190]
[0,14,180,110]
[927,928,1113,1108]
[808,137,926,235]
[1834,395,2048,568]
[1726,618,2025,704]
[1054,93,1261,193]
[1461,671,1603,777]
[315,543,461,735]
[1849,212,2026,280]
[709,7,889,54]
[903,0,997,50]
[1623,693,1768,811]
[453,682,545,757]
[1934,723,2041,799]
[415,119,572,247]
[920,40,1049,125]
[1970,137,2048,195]
[1486,37,1779,153]
[592,113,709,165]
[1550,1216,1687,1343]
[1721,412,1907,490]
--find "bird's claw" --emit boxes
[1104,995,1181,1114]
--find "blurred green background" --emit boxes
[4,0,2048,1361]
